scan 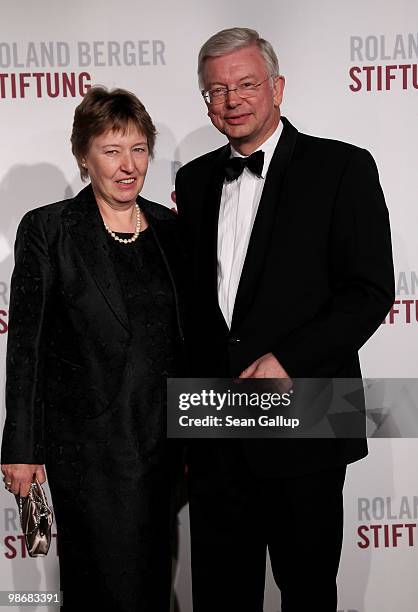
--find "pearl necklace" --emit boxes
[103,203,141,244]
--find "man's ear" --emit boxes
[273,75,285,108]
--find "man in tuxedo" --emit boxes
[175,27,394,611]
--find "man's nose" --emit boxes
[225,88,241,107]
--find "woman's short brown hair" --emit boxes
[71,86,157,181]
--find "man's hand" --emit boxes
[1,464,46,497]
[239,352,288,378]
[239,353,292,390]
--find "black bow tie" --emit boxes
[223,150,265,182]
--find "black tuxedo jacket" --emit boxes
[175,117,394,476]
[1,184,185,465]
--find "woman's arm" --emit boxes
[1,210,54,495]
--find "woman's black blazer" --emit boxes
[1,184,185,465]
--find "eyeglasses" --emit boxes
[202,76,273,105]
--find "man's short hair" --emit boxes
[198,27,280,89]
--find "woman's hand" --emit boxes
[1,464,46,497]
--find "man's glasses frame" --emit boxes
[202,75,276,105]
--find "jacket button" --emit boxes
[229,336,241,345]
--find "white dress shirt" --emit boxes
[217,120,284,328]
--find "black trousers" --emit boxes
[188,441,346,612]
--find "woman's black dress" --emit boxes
[45,227,177,611]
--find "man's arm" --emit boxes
[272,147,394,377]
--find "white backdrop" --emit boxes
[1,1,417,610]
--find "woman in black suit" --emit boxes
[1,86,184,611]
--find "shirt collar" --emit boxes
[230,118,283,178]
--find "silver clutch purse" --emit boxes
[16,479,54,557]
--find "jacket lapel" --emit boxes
[139,198,185,340]
[198,146,230,334]
[63,184,130,332]
[230,117,298,331]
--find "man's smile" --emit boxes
[224,113,252,125]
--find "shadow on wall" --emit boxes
[142,122,224,208]
[0,163,73,269]
[174,124,225,165]
[142,122,177,207]
[0,162,74,338]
